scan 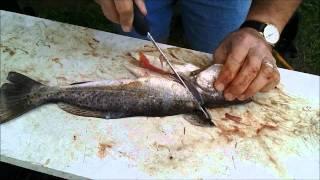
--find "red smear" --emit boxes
[225,113,242,123]
[139,52,167,74]
[256,124,278,134]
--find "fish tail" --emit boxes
[0,72,44,124]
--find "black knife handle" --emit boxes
[133,3,149,36]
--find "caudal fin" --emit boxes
[0,72,43,124]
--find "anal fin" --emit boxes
[57,103,129,119]
[58,103,106,118]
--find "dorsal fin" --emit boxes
[7,71,42,88]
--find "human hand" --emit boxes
[96,0,147,32]
[213,28,280,101]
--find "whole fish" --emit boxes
[0,64,248,125]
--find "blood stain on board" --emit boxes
[97,143,113,159]
[51,57,63,67]
[1,45,15,56]
[256,123,278,135]
[92,38,100,43]
[225,113,242,123]
[88,42,95,49]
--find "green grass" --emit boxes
[294,0,320,75]
[18,0,320,75]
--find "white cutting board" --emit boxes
[1,11,319,179]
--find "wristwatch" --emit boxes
[240,20,280,46]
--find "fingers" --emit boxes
[212,28,280,101]
[114,0,134,32]
[134,0,147,15]
[214,33,251,92]
[97,0,138,32]
[240,58,280,100]
[98,0,120,24]
[260,69,280,92]
[223,48,262,101]
[213,43,227,64]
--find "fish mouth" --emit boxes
[193,82,252,108]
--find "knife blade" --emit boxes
[132,4,212,121]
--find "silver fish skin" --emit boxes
[0,65,249,124]
[192,64,240,107]
[0,72,197,123]
[50,77,198,117]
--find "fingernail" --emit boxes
[122,25,131,32]
[225,93,234,101]
[238,95,246,101]
[215,83,224,91]
[142,9,148,16]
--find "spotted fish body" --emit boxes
[0,72,198,123]
[0,64,248,124]
[52,77,197,117]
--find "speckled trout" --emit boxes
[0,65,248,125]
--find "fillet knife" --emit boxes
[132,4,212,121]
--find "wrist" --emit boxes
[245,16,285,33]
[240,20,280,46]
[245,0,302,34]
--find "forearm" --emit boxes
[246,0,302,32]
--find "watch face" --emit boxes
[263,24,280,44]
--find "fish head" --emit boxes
[193,64,251,107]
[128,51,250,108]
[194,64,223,91]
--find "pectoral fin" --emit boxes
[183,114,214,127]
